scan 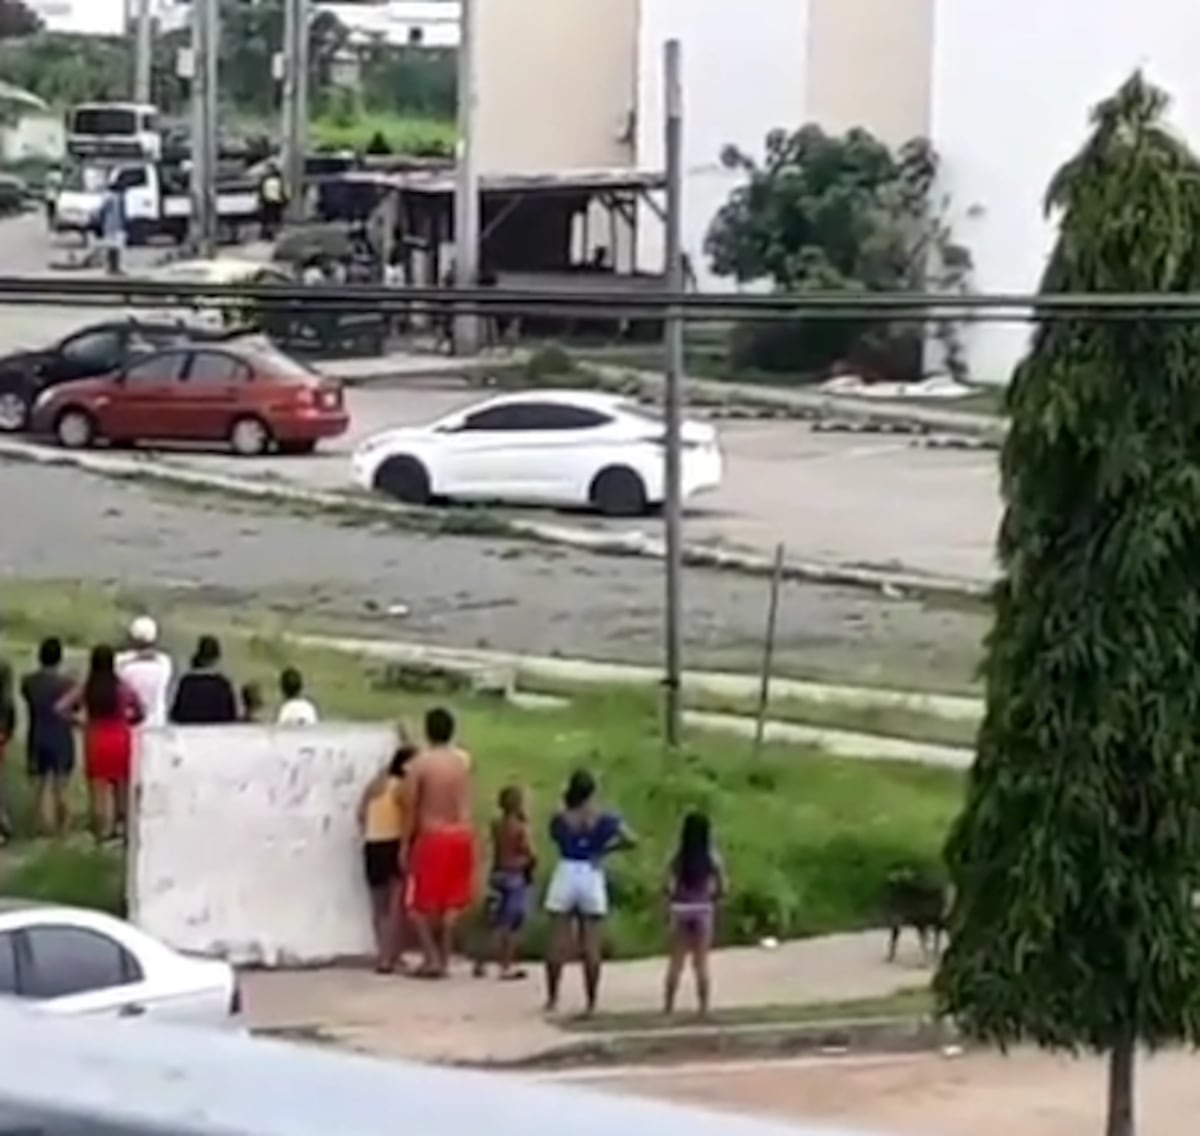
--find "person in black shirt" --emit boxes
[20,638,75,837]
[0,660,14,843]
[170,635,238,725]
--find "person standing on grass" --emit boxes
[116,616,173,729]
[474,785,536,981]
[543,769,636,1017]
[57,645,143,843]
[358,729,417,973]
[276,667,318,726]
[663,811,725,1018]
[170,635,238,725]
[0,661,15,845]
[21,638,75,837]
[406,707,475,979]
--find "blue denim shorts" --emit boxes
[487,870,531,931]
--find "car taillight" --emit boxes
[303,386,340,410]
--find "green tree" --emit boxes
[934,73,1200,1136]
[705,125,971,382]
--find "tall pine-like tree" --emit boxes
[935,73,1200,1136]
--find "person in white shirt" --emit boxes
[116,617,173,729]
[277,666,319,726]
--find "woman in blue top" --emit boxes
[543,769,636,1015]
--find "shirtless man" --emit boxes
[406,707,475,977]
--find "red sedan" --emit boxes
[30,340,349,456]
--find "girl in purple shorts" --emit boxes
[663,810,725,1017]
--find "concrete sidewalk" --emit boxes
[242,931,931,1065]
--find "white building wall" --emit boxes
[27,0,126,35]
[130,725,397,966]
[635,0,810,285]
[930,0,1200,383]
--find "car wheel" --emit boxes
[590,466,648,518]
[373,455,431,505]
[0,389,30,433]
[55,407,97,450]
[229,416,271,457]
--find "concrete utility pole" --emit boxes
[133,0,154,105]
[452,0,481,355]
[190,0,219,255]
[662,38,685,748]
[281,0,311,223]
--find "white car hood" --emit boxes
[355,426,436,455]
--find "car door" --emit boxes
[101,349,190,442]
[16,924,148,1021]
[500,402,614,501]
[435,404,533,499]
[177,349,252,441]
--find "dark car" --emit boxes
[0,320,245,434]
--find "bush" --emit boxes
[524,342,577,384]
[0,844,123,916]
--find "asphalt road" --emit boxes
[0,460,985,687]
[571,1049,1200,1136]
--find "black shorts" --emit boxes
[28,743,74,778]
[363,840,402,890]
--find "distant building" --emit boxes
[26,0,129,35]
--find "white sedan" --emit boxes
[0,900,241,1027]
[351,389,724,517]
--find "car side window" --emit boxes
[519,403,611,430]
[22,926,143,1000]
[59,329,123,373]
[459,406,530,432]
[186,351,249,385]
[0,932,17,996]
[123,351,189,386]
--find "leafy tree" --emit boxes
[705,125,971,382]
[0,0,39,40]
[934,72,1200,1136]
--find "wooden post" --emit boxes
[753,543,786,756]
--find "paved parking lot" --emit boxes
[148,381,1002,584]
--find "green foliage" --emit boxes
[936,73,1200,1058]
[524,341,577,384]
[705,125,972,383]
[0,0,38,40]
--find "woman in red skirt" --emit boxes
[57,644,143,843]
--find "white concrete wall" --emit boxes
[130,725,397,966]
[930,0,1200,382]
[635,0,810,285]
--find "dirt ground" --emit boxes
[583,1048,1200,1136]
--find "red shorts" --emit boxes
[408,827,475,916]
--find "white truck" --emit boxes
[53,161,262,245]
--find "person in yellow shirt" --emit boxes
[358,729,416,973]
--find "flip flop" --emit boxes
[498,969,528,982]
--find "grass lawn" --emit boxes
[0,579,963,958]
[562,985,934,1033]
[309,112,454,155]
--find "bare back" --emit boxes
[411,745,472,832]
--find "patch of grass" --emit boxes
[0,580,963,956]
[521,677,979,749]
[0,842,124,915]
[309,112,454,156]
[563,986,934,1033]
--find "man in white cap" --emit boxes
[116,616,173,729]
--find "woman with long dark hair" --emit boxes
[542,769,635,1016]
[57,644,143,842]
[662,810,726,1017]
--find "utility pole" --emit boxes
[190,0,219,256]
[133,0,153,105]
[452,0,481,355]
[662,38,685,748]
[281,0,310,223]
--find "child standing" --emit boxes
[358,734,416,973]
[477,785,536,981]
[663,811,725,1017]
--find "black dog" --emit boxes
[882,868,950,964]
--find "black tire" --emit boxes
[590,466,649,517]
[0,387,31,433]
[373,455,431,505]
[228,415,272,457]
[126,220,149,247]
[54,407,97,450]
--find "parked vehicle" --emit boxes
[53,161,260,244]
[0,319,244,434]
[351,390,724,517]
[0,900,240,1027]
[30,339,348,457]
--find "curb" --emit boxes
[459,1015,958,1071]
[0,438,992,601]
